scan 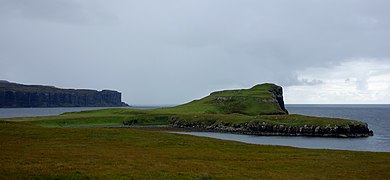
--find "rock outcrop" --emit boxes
[0,80,128,108]
[170,117,374,137]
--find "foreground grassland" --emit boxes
[0,122,389,179]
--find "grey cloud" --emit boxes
[356,79,368,91]
[0,0,389,104]
[0,0,115,25]
[299,79,324,86]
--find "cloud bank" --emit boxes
[0,0,389,104]
[285,58,390,104]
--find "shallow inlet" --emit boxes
[174,131,390,152]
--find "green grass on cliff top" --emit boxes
[157,83,286,115]
[209,83,279,98]
[0,122,389,179]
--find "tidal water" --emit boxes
[1,105,389,152]
[176,104,390,152]
[0,107,114,118]
[0,106,169,118]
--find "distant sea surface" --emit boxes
[1,104,389,152]
[0,106,157,118]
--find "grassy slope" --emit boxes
[1,122,389,179]
[162,83,286,115]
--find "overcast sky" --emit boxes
[1,0,389,105]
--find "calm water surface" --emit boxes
[0,106,161,118]
[1,105,389,152]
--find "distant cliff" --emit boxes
[0,80,128,108]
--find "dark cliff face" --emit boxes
[0,81,128,108]
[269,85,288,114]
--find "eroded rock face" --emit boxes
[0,81,128,107]
[169,117,374,137]
[270,86,288,114]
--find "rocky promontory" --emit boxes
[169,117,374,137]
[0,80,128,108]
[164,83,374,137]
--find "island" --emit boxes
[0,80,128,108]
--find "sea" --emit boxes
[0,106,162,118]
[0,104,389,152]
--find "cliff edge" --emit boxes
[0,81,128,108]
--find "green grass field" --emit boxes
[1,122,389,179]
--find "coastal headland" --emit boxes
[2,83,373,137]
[1,83,387,179]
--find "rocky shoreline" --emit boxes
[169,118,374,137]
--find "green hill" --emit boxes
[159,83,288,115]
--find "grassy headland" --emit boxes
[161,83,288,115]
[1,84,373,137]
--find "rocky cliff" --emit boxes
[0,80,128,108]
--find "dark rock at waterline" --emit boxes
[123,120,138,125]
[169,117,374,137]
[0,80,128,108]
